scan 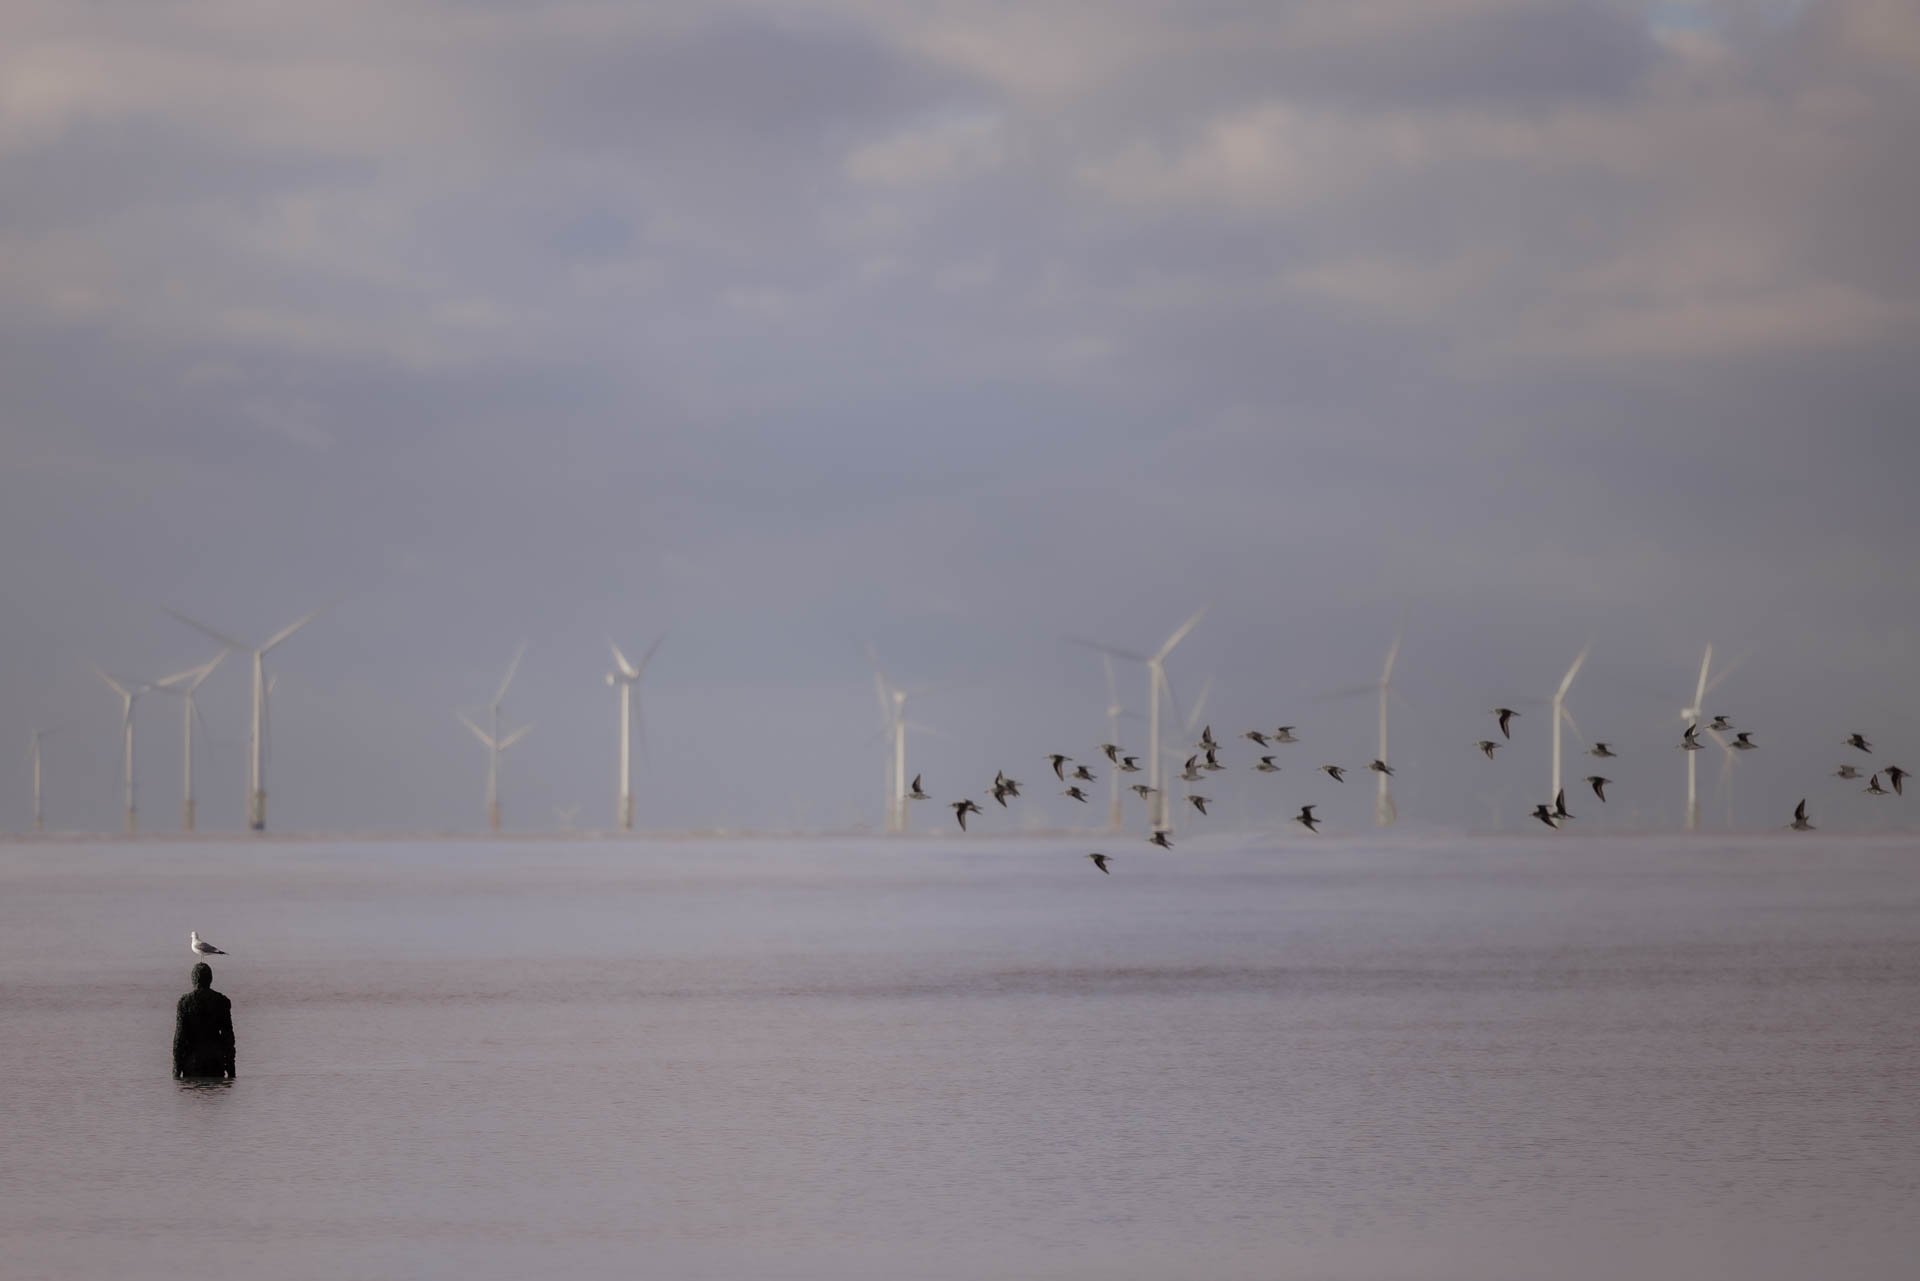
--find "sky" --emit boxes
[1,0,1916,836]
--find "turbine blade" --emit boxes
[1691,644,1713,710]
[1556,645,1590,700]
[494,642,528,707]
[499,724,532,751]
[93,666,132,699]
[1067,636,1147,663]
[607,638,638,679]
[1102,653,1119,708]
[162,607,249,652]
[1703,649,1749,698]
[635,632,667,677]
[1559,703,1585,747]
[1182,674,1213,737]
[1154,606,1208,663]
[1381,633,1402,687]
[457,713,495,750]
[260,605,324,655]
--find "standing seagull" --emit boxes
[1848,734,1873,753]
[1586,775,1611,803]
[1493,708,1519,739]
[1789,799,1813,831]
[1294,804,1320,834]
[1087,852,1111,874]
[1886,766,1908,796]
[189,931,226,956]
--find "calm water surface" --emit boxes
[2,834,1917,1279]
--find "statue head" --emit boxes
[191,961,213,989]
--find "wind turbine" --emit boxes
[93,669,153,834]
[1549,646,1589,812]
[1374,636,1400,826]
[459,642,531,833]
[154,650,228,833]
[1678,645,1741,831]
[163,606,323,832]
[29,728,53,834]
[1070,607,1206,834]
[605,634,664,832]
[867,644,941,835]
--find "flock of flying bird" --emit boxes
[901,711,1908,874]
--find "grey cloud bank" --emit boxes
[1,0,1915,834]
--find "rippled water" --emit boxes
[2,834,1917,1279]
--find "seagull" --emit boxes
[951,799,981,830]
[1063,786,1090,803]
[1199,725,1219,750]
[1708,715,1733,732]
[1203,747,1226,772]
[1178,755,1204,783]
[907,774,930,800]
[1553,788,1574,821]
[1271,727,1298,744]
[1148,830,1174,849]
[1294,804,1319,834]
[1476,740,1499,760]
[1789,799,1813,831]
[1531,804,1559,829]
[1848,734,1873,753]
[1118,756,1142,773]
[1048,754,1071,781]
[1254,756,1280,773]
[1834,764,1861,780]
[1187,795,1210,816]
[1243,730,1270,749]
[1589,742,1617,758]
[994,771,1023,798]
[1321,765,1347,782]
[189,931,226,956]
[1865,774,1888,796]
[1087,852,1111,874]
[1586,775,1611,803]
[990,783,1012,808]
[1732,732,1757,751]
[1367,759,1393,777]
[1493,708,1519,739]
[1888,766,1909,796]
[1070,763,1096,782]
[1681,723,1705,751]
[1129,784,1159,800]
[1101,743,1123,763]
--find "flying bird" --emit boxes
[1187,795,1210,816]
[1070,764,1095,782]
[1865,774,1889,796]
[1203,747,1226,772]
[1101,743,1123,763]
[1178,755,1204,783]
[1271,727,1298,744]
[189,931,226,956]
[1708,715,1733,732]
[1834,764,1861,780]
[1254,756,1280,773]
[1118,756,1142,773]
[1087,852,1111,874]
[1048,754,1071,780]
[1848,734,1873,753]
[1888,766,1908,796]
[1531,804,1559,830]
[1321,765,1347,782]
[994,771,1023,797]
[907,774,929,800]
[1589,742,1617,758]
[1586,775,1611,803]
[1789,799,1813,831]
[1476,740,1499,759]
[1681,723,1705,751]
[1199,725,1219,750]
[1148,831,1174,849]
[1129,784,1159,800]
[1553,788,1573,821]
[1294,804,1319,834]
[1368,759,1393,777]
[1493,708,1519,739]
[1732,732,1757,751]
[1243,730,1270,748]
[1063,786,1090,803]
[951,799,981,830]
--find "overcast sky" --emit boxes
[2,0,1916,837]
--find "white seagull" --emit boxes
[189,930,226,956]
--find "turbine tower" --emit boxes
[1101,655,1128,833]
[29,728,52,834]
[164,606,323,832]
[461,642,531,833]
[1071,607,1205,835]
[155,650,228,833]
[1375,636,1400,827]
[867,645,939,835]
[605,635,664,832]
[1549,646,1589,810]
[93,669,152,834]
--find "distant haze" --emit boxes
[1,1,1916,834]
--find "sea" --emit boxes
[2,832,1916,1280]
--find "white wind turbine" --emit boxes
[1549,646,1590,812]
[154,650,228,833]
[867,644,941,835]
[93,669,154,834]
[1678,644,1741,831]
[459,642,532,833]
[606,635,664,832]
[29,728,53,834]
[1071,607,1206,835]
[164,606,323,832]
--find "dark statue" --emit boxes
[173,961,236,1079]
